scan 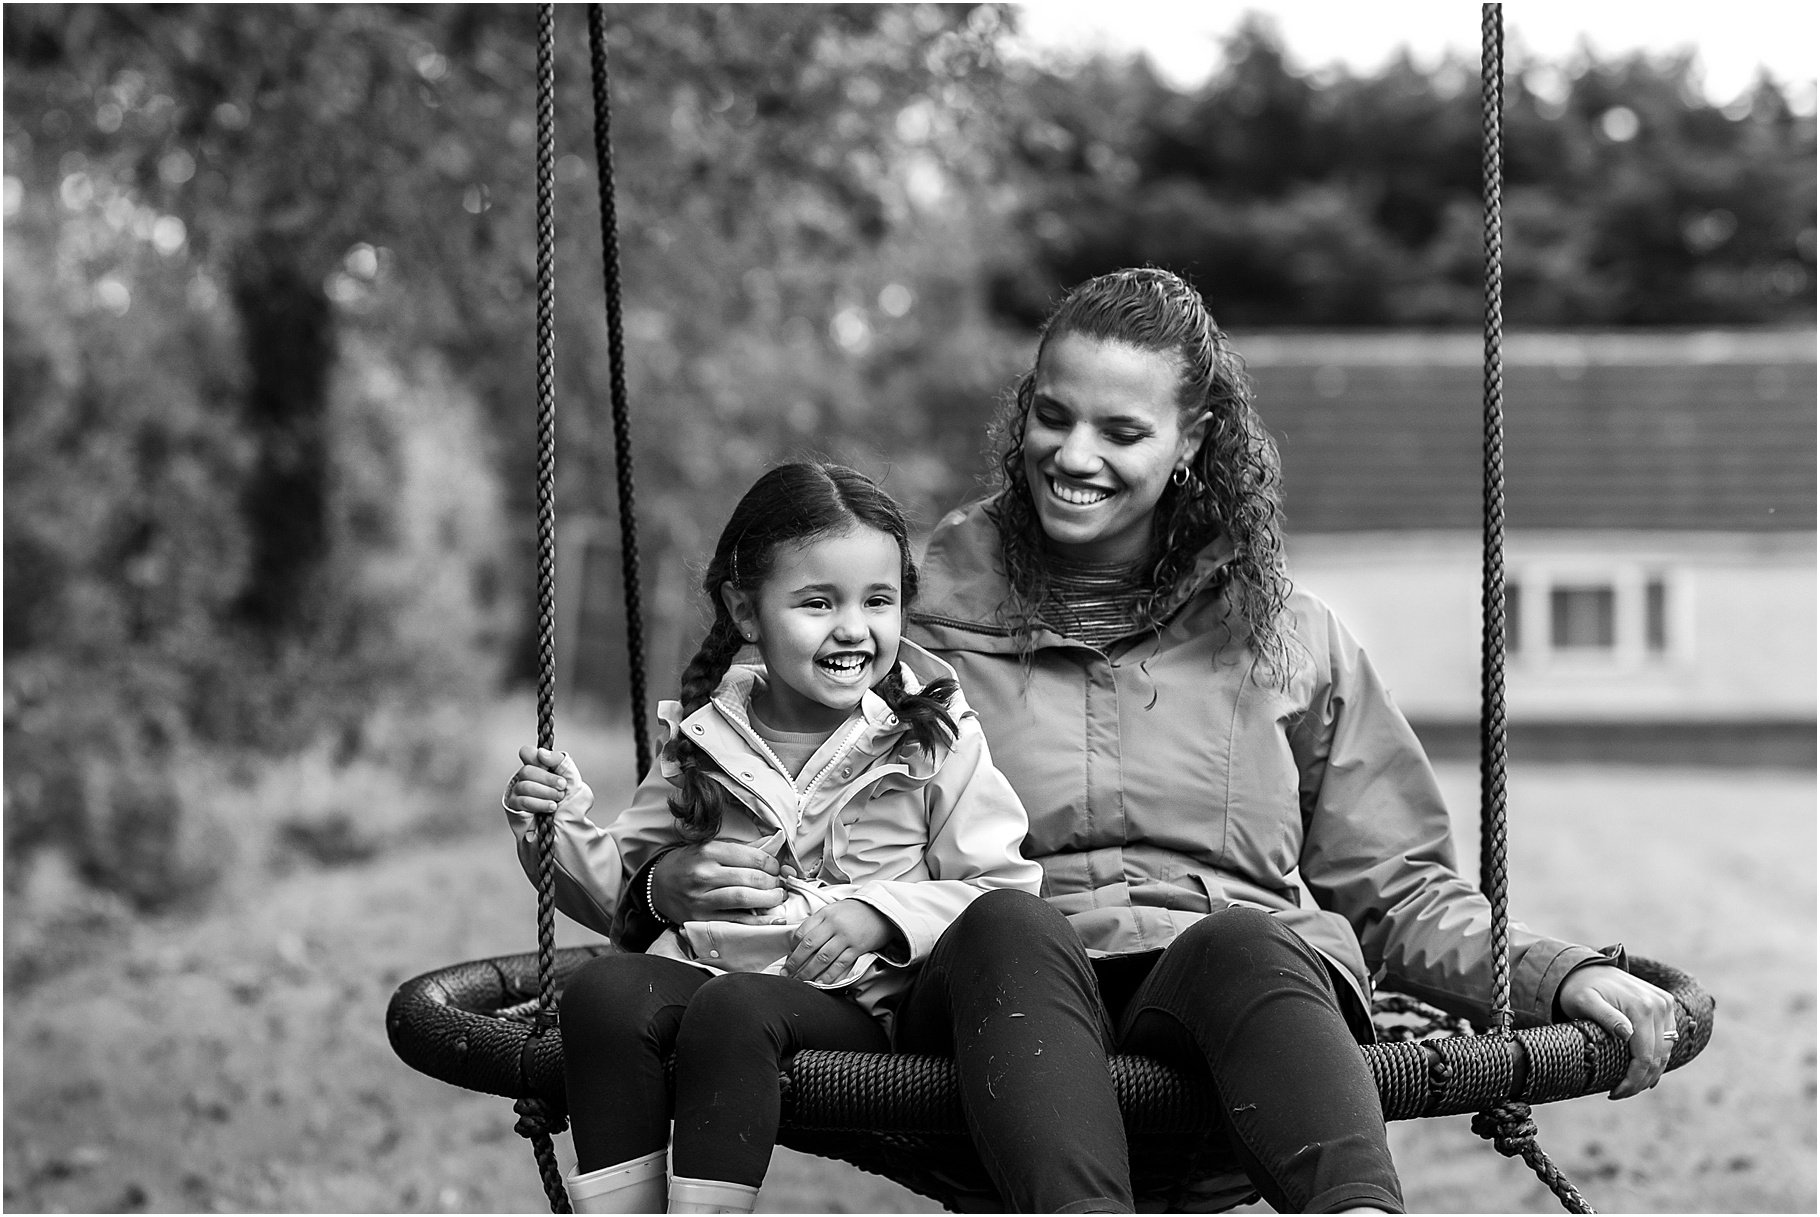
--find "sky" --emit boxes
[1010,0,1818,107]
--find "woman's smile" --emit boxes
[1021,334,1208,564]
[1043,473,1115,508]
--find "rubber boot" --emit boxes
[565,1148,668,1213]
[666,1176,759,1214]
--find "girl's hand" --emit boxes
[785,899,897,984]
[1556,964,1682,1099]
[505,746,593,817]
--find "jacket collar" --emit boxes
[657,638,967,767]
[913,496,1236,651]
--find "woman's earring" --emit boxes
[1172,465,1191,488]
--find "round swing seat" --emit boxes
[386,943,1714,1155]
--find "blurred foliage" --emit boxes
[986,15,1816,327]
[2,3,1813,912]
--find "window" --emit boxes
[1645,578,1669,653]
[1550,586,1616,649]
[1505,566,1681,666]
[1504,579,1522,654]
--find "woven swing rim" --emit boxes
[385,944,1715,1129]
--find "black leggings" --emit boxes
[560,954,887,1186]
[890,889,1404,1214]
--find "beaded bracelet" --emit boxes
[641,862,680,930]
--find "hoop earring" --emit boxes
[1171,465,1191,488]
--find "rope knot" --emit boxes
[513,1096,569,1141]
[1472,1100,1538,1158]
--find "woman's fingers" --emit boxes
[1578,980,1674,1100]
[694,882,788,914]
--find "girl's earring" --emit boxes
[1172,465,1191,488]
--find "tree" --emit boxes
[3,4,1027,904]
[983,19,1815,328]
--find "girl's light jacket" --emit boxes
[908,500,1619,1034]
[505,639,1040,1029]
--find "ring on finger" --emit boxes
[1662,1030,1680,1041]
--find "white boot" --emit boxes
[564,1148,668,1213]
[666,1175,759,1214]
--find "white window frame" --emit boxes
[1506,562,1686,670]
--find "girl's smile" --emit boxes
[723,524,904,734]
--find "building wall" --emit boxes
[1286,529,1816,723]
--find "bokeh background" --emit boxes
[4,3,1813,1212]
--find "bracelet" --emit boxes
[642,862,680,930]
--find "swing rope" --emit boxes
[514,4,572,1212]
[586,2,652,784]
[1468,8,1593,1210]
[1478,0,1514,1044]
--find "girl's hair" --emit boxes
[666,461,959,841]
[985,266,1294,682]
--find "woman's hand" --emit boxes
[1556,964,1682,1099]
[648,840,789,924]
[505,746,592,817]
[785,899,898,984]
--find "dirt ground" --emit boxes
[4,759,1813,1213]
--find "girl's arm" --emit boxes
[829,713,1042,966]
[503,747,684,939]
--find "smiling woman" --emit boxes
[1022,335,1209,565]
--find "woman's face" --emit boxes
[1021,334,1210,564]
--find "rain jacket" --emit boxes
[505,639,1040,1029]
[908,499,1616,1032]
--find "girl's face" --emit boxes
[1022,334,1210,564]
[722,524,904,735]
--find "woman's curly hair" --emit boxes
[984,267,1295,683]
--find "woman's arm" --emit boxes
[1289,606,1617,1027]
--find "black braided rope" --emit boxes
[527,5,568,1212]
[1478,0,1512,1043]
[1473,1102,1596,1214]
[1477,9,1588,1212]
[586,4,653,781]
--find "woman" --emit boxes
[636,268,1678,1213]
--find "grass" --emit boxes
[2,707,1812,1213]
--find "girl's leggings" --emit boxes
[559,953,887,1186]
[890,889,1405,1214]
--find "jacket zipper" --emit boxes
[910,611,1014,638]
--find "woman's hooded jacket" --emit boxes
[505,639,1040,1028]
[908,499,1618,1031]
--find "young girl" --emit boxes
[502,462,1040,1214]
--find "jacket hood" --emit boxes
[913,497,1237,650]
